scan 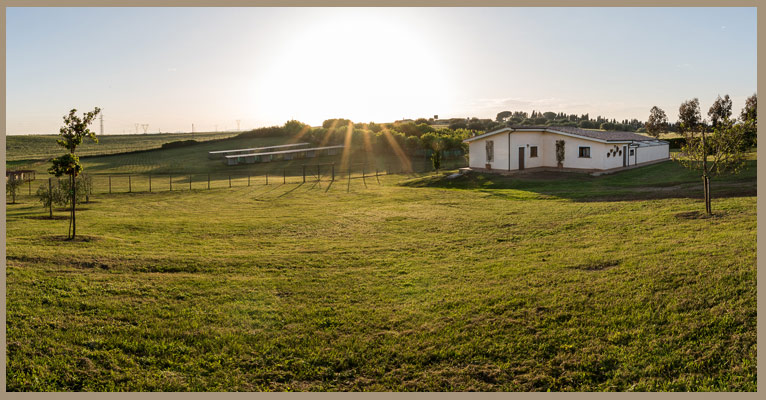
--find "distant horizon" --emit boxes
[6,7,757,135]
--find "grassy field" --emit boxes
[5,153,756,391]
[7,134,459,178]
[5,131,240,166]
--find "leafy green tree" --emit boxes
[645,106,668,138]
[404,135,421,155]
[430,138,445,170]
[283,119,308,136]
[708,94,733,128]
[416,123,435,135]
[6,176,23,204]
[448,119,467,130]
[678,98,702,133]
[496,111,512,122]
[36,179,68,218]
[49,107,101,240]
[677,98,746,215]
[740,93,757,148]
[322,118,352,129]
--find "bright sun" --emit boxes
[249,13,455,125]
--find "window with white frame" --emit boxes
[578,146,591,158]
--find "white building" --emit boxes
[463,126,669,174]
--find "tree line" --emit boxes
[495,110,645,132]
[235,119,474,159]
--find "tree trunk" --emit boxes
[705,176,712,215]
[71,173,76,239]
[701,130,711,215]
[48,178,53,219]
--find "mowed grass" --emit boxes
[5,159,756,391]
[10,134,457,177]
[6,131,240,165]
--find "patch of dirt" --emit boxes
[40,235,103,243]
[673,210,729,220]
[571,260,620,271]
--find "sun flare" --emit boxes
[249,13,455,126]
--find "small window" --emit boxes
[530,146,538,158]
[578,146,591,158]
[485,140,494,162]
[630,149,635,156]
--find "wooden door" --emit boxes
[518,147,525,170]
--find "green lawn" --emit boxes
[8,134,460,178]
[5,154,756,391]
[5,131,240,166]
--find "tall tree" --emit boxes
[49,107,101,240]
[740,93,757,147]
[496,111,512,122]
[677,98,746,215]
[645,106,668,138]
[708,94,733,128]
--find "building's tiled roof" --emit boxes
[464,125,661,143]
[537,126,657,142]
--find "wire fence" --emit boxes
[9,159,467,199]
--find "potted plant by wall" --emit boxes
[556,140,565,168]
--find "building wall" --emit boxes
[468,132,511,169]
[467,131,670,171]
[635,143,670,164]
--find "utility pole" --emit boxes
[236,120,241,131]
[141,124,149,134]
[135,123,139,134]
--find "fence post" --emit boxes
[208,174,210,190]
[229,175,231,188]
[109,176,111,194]
[248,175,251,186]
[129,175,132,193]
[283,168,286,184]
[149,174,152,193]
[317,165,320,181]
[170,175,172,191]
[189,175,192,190]
[28,179,31,195]
[48,178,53,218]
[376,168,380,184]
[331,163,335,181]
[302,165,306,183]
[266,172,269,185]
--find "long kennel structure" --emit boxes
[224,145,345,165]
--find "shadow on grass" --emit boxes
[399,159,757,203]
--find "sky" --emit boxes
[5,7,757,135]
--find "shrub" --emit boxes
[235,126,285,138]
[6,177,23,204]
